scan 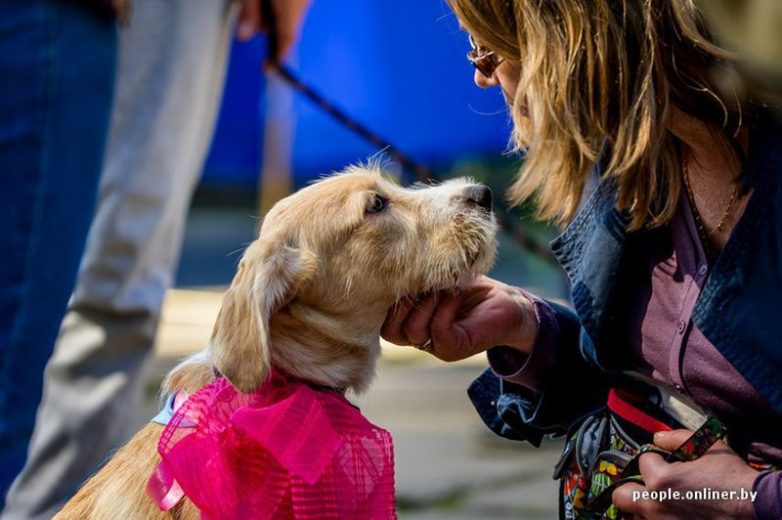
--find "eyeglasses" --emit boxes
[466,34,504,78]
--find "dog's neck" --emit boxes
[268,302,386,394]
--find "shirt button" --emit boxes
[676,320,686,333]
[675,384,683,391]
[698,264,708,277]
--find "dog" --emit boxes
[55,165,497,519]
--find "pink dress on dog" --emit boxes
[146,373,396,519]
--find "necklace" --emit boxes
[682,160,740,259]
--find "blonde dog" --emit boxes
[55,166,497,519]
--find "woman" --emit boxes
[382,1,782,518]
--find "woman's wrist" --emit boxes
[503,287,541,355]
[486,288,558,390]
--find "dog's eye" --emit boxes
[367,194,388,214]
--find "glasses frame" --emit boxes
[466,34,505,78]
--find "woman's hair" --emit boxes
[449,0,752,229]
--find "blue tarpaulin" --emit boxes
[202,0,513,187]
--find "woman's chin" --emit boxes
[502,91,528,117]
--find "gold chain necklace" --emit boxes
[682,161,739,257]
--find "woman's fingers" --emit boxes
[612,482,647,516]
[236,0,312,62]
[271,0,312,61]
[383,278,521,360]
[381,296,418,346]
[382,291,459,351]
[430,290,472,360]
[237,0,262,41]
[401,293,440,347]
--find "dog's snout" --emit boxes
[464,185,493,211]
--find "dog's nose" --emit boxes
[465,185,493,211]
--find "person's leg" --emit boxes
[0,0,117,508]
[1,1,238,517]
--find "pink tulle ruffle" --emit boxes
[147,374,396,519]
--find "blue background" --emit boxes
[201,0,513,187]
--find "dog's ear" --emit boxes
[209,240,318,392]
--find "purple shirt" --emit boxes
[488,193,782,517]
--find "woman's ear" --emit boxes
[209,240,317,392]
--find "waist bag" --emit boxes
[554,385,737,520]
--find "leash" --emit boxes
[259,1,558,267]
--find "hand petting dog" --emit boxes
[381,276,539,362]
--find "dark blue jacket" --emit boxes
[468,112,782,446]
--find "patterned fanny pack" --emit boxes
[553,385,773,520]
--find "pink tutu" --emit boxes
[146,373,396,519]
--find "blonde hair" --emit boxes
[449,0,746,229]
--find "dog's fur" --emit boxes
[55,167,497,519]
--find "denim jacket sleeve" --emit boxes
[467,299,609,445]
[467,169,624,444]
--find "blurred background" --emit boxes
[148,1,568,519]
[180,0,565,293]
[98,0,782,517]
[5,0,780,517]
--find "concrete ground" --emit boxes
[148,288,563,519]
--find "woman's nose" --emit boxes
[474,68,498,88]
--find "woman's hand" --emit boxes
[381,275,539,362]
[612,429,760,519]
[237,0,312,63]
